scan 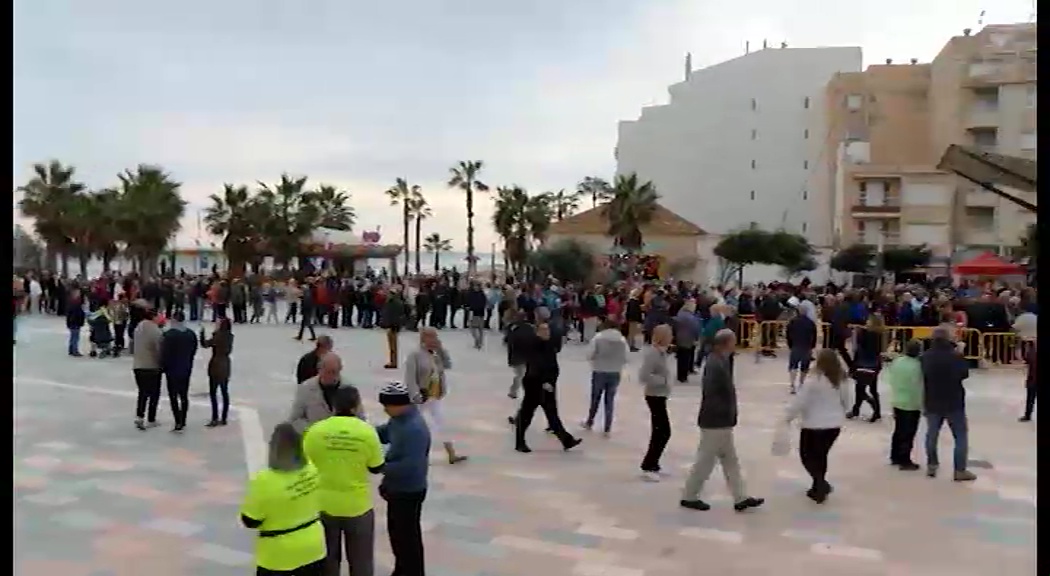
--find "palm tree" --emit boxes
[602,173,659,253]
[386,178,419,278]
[256,174,319,270]
[492,186,553,275]
[204,184,268,276]
[407,190,432,275]
[546,188,582,221]
[312,184,356,231]
[423,233,453,273]
[447,160,490,275]
[578,176,612,208]
[116,165,186,274]
[85,189,124,273]
[17,160,87,276]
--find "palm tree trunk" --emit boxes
[102,253,111,272]
[414,217,423,275]
[78,254,89,277]
[466,186,475,276]
[59,251,70,278]
[434,252,440,274]
[402,205,410,279]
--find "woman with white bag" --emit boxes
[781,348,852,503]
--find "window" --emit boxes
[972,87,999,111]
[750,190,755,200]
[751,159,756,169]
[751,129,757,140]
[804,129,809,139]
[804,97,810,109]
[846,94,863,110]
[802,190,808,200]
[971,128,998,149]
[859,181,867,192]
[966,207,996,231]
[803,160,809,169]
[751,98,757,111]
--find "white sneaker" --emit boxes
[145,421,160,429]
[641,471,661,482]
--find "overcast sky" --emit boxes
[13,0,1033,250]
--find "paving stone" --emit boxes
[188,543,254,567]
[22,492,80,506]
[141,518,205,537]
[50,510,115,530]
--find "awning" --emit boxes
[953,251,1025,276]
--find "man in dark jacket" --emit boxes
[381,288,406,369]
[504,311,533,400]
[296,335,333,384]
[65,289,86,357]
[1020,339,1037,422]
[465,283,488,349]
[295,279,318,341]
[920,326,976,482]
[681,329,764,512]
[160,312,198,432]
[785,306,818,394]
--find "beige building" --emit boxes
[546,203,707,282]
[819,23,1037,261]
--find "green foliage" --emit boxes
[492,186,553,275]
[879,244,932,274]
[528,239,597,284]
[543,188,582,220]
[829,243,876,273]
[715,226,815,283]
[577,176,612,208]
[602,173,659,252]
[423,232,453,273]
[448,160,489,273]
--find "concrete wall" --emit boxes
[616,46,863,251]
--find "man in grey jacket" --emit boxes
[288,353,356,433]
[680,329,764,512]
[132,309,165,430]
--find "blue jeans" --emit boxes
[586,371,621,432]
[925,410,968,472]
[67,327,81,355]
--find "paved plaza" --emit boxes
[14,315,1037,575]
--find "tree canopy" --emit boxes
[714,225,815,284]
[528,239,597,284]
[879,244,932,274]
[829,243,876,273]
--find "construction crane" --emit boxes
[936,145,1037,212]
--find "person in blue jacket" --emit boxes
[65,289,87,357]
[160,311,198,433]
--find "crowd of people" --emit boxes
[13,267,1037,575]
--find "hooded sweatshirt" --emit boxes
[587,329,629,374]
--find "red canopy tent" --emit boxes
[953,251,1025,276]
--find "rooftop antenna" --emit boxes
[762,39,768,49]
[977,9,985,27]
[745,40,750,54]
[684,52,692,81]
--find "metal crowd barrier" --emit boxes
[729,317,1020,366]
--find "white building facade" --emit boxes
[616,46,863,283]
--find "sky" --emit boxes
[13,0,1034,251]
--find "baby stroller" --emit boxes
[88,308,116,358]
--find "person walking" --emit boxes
[296,335,334,385]
[515,321,582,453]
[263,282,280,324]
[887,339,923,470]
[65,289,86,357]
[288,353,350,434]
[582,319,630,437]
[109,295,129,356]
[639,324,673,481]
[132,309,165,431]
[783,348,852,503]
[160,311,198,433]
[505,311,532,401]
[376,382,431,576]
[1020,339,1037,422]
[680,329,764,512]
[848,313,886,422]
[240,423,326,576]
[673,300,701,383]
[404,328,468,464]
[785,302,818,394]
[201,317,235,427]
[295,280,317,342]
[381,287,406,369]
[285,281,301,324]
[920,325,977,482]
[466,282,487,349]
[303,387,383,576]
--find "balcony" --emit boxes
[962,229,999,246]
[965,187,1000,207]
[963,59,1037,88]
[966,105,999,129]
[851,196,901,217]
[857,231,901,246]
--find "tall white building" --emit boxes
[616,46,864,261]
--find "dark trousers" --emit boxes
[321,510,375,576]
[189,299,200,322]
[285,302,299,323]
[327,306,339,329]
[516,377,574,448]
[209,376,230,423]
[113,323,127,351]
[675,346,694,382]
[165,374,190,427]
[213,303,228,321]
[341,304,354,327]
[890,408,920,465]
[851,370,880,417]
[1024,385,1037,419]
[257,559,325,576]
[799,427,840,493]
[133,368,162,422]
[640,396,671,472]
[383,490,426,576]
[297,312,317,340]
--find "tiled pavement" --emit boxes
[14,316,1037,575]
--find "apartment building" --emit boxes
[820,23,1037,261]
[616,46,863,251]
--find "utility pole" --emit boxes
[490,242,496,283]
